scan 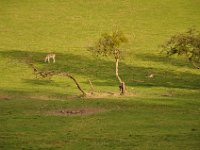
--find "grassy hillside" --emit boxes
[0,0,200,97]
[0,98,200,150]
[0,0,200,149]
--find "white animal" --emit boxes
[44,53,56,63]
[148,73,154,78]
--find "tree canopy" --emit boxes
[161,29,200,68]
[89,30,128,59]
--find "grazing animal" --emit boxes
[147,73,154,78]
[44,53,56,63]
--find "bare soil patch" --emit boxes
[0,95,10,100]
[85,91,136,98]
[28,91,136,101]
[28,95,82,101]
[48,107,106,116]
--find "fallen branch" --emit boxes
[59,72,86,96]
[29,64,86,96]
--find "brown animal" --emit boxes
[44,53,56,63]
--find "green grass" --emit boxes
[0,98,200,150]
[0,0,200,149]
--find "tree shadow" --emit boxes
[22,79,66,87]
[0,88,81,101]
[0,49,199,90]
[135,53,194,69]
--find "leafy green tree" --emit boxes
[89,31,128,95]
[161,29,200,69]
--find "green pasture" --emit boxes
[0,0,200,149]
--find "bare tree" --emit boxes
[89,31,128,95]
[29,64,86,96]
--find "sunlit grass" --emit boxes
[0,0,200,149]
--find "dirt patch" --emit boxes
[0,95,10,100]
[160,90,175,97]
[28,95,82,101]
[48,107,106,116]
[85,91,136,98]
[29,95,51,100]
[28,92,136,101]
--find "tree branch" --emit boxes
[29,64,86,96]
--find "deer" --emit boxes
[44,53,56,63]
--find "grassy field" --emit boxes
[0,0,200,149]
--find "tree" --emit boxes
[161,28,200,69]
[89,30,128,95]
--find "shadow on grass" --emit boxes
[23,79,56,85]
[0,88,81,101]
[0,49,200,90]
[135,53,194,69]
